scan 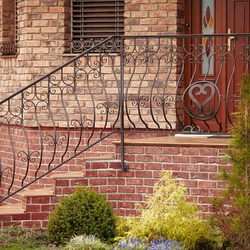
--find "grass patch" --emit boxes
[0,225,61,250]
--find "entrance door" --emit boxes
[184,0,250,132]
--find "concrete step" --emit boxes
[50,171,85,179]
[84,154,115,161]
[0,203,24,215]
[19,187,54,198]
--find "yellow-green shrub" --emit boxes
[116,172,217,250]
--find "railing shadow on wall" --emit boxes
[0,34,249,202]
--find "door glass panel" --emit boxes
[202,0,214,74]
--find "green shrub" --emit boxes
[47,186,116,245]
[64,234,110,250]
[116,172,218,250]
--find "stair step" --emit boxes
[50,171,85,179]
[0,203,24,215]
[19,187,54,198]
[84,154,114,161]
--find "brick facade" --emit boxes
[0,0,185,100]
[125,0,185,35]
[0,0,71,99]
[0,0,233,228]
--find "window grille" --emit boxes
[66,0,124,53]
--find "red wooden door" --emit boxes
[184,0,250,132]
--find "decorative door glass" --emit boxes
[202,0,214,74]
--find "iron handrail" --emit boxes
[1,33,249,202]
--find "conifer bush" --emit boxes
[212,73,250,249]
[47,186,116,245]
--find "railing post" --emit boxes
[120,36,129,172]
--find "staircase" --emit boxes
[0,134,231,229]
[0,34,241,228]
[0,154,118,229]
[0,171,85,228]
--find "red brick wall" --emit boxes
[0,124,230,231]
[0,124,117,204]
[1,124,228,216]
[85,138,228,216]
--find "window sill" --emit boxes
[1,54,17,58]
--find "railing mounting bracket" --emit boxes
[122,164,129,172]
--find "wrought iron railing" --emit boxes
[0,34,249,202]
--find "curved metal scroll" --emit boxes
[182,81,221,121]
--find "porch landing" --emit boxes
[113,135,231,148]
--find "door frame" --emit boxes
[184,0,249,132]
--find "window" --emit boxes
[0,0,18,56]
[65,0,124,53]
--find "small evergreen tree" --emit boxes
[212,73,250,249]
[47,186,116,245]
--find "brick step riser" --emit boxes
[85,145,227,216]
